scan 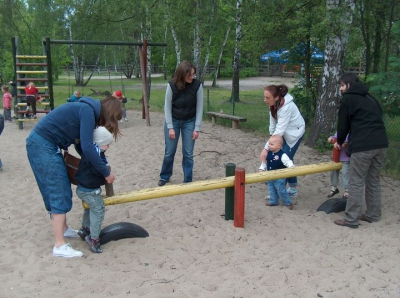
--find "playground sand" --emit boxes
[0,110,399,298]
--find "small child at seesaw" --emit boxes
[327,132,350,199]
[260,135,295,210]
[75,126,114,253]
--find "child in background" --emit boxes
[0,113,4,169]
[2,86,12,122]
[113,90,128,122]
[67,90,81,102]
[264,134,295,210]
[327,132,350,199]
[25,82,39,119]
[75,126,114,253]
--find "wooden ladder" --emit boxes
[14,54,51,128]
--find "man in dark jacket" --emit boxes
[333,73,388,229]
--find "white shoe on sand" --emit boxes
[53,243,83,258]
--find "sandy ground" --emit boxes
[0,103,399,297]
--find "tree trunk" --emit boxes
[212,27,230,87]
[231,0,242,104]
[163,26,168,80]
[193,4,202,80]
[307,0,356,147]
[201,35,212,84]
[170,25,181,67]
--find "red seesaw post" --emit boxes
[234,167,246,228]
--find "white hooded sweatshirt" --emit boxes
[264,93,305,150]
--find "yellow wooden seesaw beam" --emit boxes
[17,102,50,106]
[82,161,342,209]
[16,70,48,74]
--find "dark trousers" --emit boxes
[26,96,37,115]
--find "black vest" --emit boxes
[170,79,201,120]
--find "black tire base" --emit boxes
[317,198,347,214]
[99,222,149,245]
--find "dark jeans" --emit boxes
[282,136,303,187]
[26,95,37,115]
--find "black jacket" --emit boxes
[170,79,201,120]
[75,150,107,189]
[337,82,388,154]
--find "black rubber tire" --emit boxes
[317,198,347,214]
[99,222,149,245]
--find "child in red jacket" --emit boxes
[25,82,39,119]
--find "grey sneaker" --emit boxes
[64,225,79,238]
[287,187,298,198]
[85,236,103,253]
[53,243,83,258]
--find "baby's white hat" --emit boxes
[93,126,113,146]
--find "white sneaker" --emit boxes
[120,120,124,123]
[264,195,270,200]
[124,118,128,121]
[287,187,298,198]
[53,243,83,258]
[64,225,79,238]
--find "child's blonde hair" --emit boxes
[269,134,283,146]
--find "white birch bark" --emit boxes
[193,1,202,78]
[200,3,215,83]
[231,0,242,103]
[308,0,356,146]
[212,27,230,87]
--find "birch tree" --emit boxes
[307,0,356,147]
[231,0,242,103]
[212,27,231,87]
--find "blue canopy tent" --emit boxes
[260,45,324,64]
[260,49,289,63]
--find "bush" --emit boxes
[211,67,259,79]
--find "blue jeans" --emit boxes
[77,186,105,239]
[160,117,196,183]
[282,136,303,187]
[26,131,73,214]
[267,178,292,206]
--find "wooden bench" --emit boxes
[206,111,247,129]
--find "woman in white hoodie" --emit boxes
[259,84,305,197]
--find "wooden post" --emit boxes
[105,165,114,197]
[139,40,150,126]
[332,138,340,163]
[234,167,245,228]
[225,163,236,221]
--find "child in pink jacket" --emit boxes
[2,85,12,122]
